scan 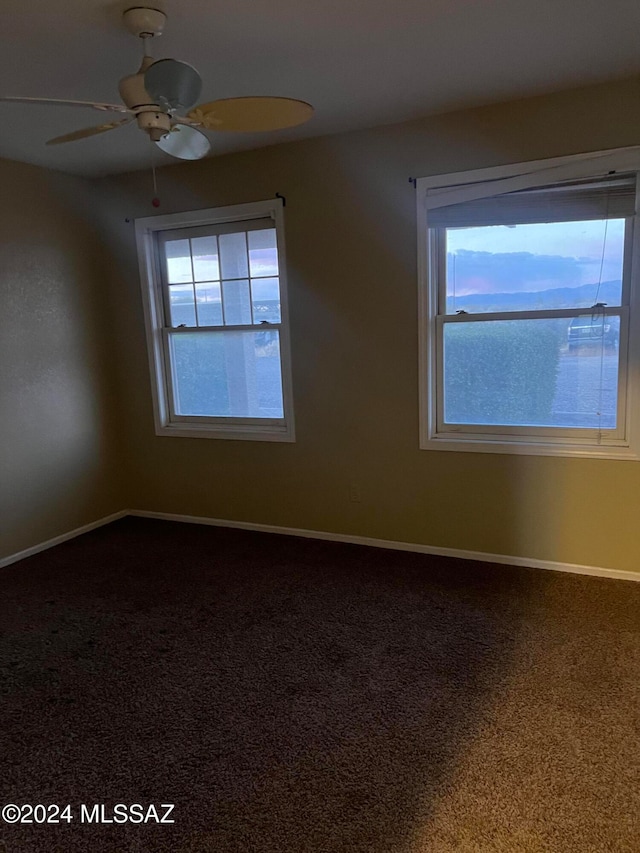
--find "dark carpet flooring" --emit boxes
[0,517,638,852]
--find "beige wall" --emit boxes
[75,77,640,572]
[0,159,125,560]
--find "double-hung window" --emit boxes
[417,149,640,458]
[136,198,295,441]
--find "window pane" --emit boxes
[445,220,625,314]
[219,232,249,279]
[169,284,196,327]
[443,317,619,429]
[251,277,281,323]
[170,330,284,418]
[223,279,252,325]
[195,282,223,326]
[248,228,279,276]
[164,239,192,284]
[191,235,220,282]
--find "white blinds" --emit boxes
[427,173,637,228]
[158,217,275,243]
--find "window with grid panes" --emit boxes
[136,199,295,441]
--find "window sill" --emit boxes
[421,434,639,460]
[156,422,295,442]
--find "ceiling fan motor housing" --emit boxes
[136,110,171,140]
[119,58,159,110]
[119,58,170,140]
[122,6,167,39]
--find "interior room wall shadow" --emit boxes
[0,159,125,560]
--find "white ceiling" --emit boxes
[2,0,640,177]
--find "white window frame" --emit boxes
[136,198,295,441]
[417,146,640,459]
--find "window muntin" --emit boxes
[136,200,294,441]
[158,220,280,332]
[418,157,640,457]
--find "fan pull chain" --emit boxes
[150,137,160,207]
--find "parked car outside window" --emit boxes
[567,313,618,349]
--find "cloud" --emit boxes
[448,250,598,295]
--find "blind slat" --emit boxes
[158,217,274,243]
[427,175,637,228]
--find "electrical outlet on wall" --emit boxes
[349,482,363,503]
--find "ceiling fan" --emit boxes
[0,4,314,162]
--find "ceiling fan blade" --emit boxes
[0,96,131,113]
[172,114,199,126]
[187,97,314,133]
[144,59,202,112]
[46,117,133,146]
[155,124,210,160]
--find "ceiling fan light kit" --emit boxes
[155,124,211,160]
[0,2,314,163]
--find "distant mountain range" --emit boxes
[446,280,622,314]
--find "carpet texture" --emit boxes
[0,517,638,852]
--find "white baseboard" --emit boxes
[3,507,639,583]
[0,510,128,570]
[129,509,640,584]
